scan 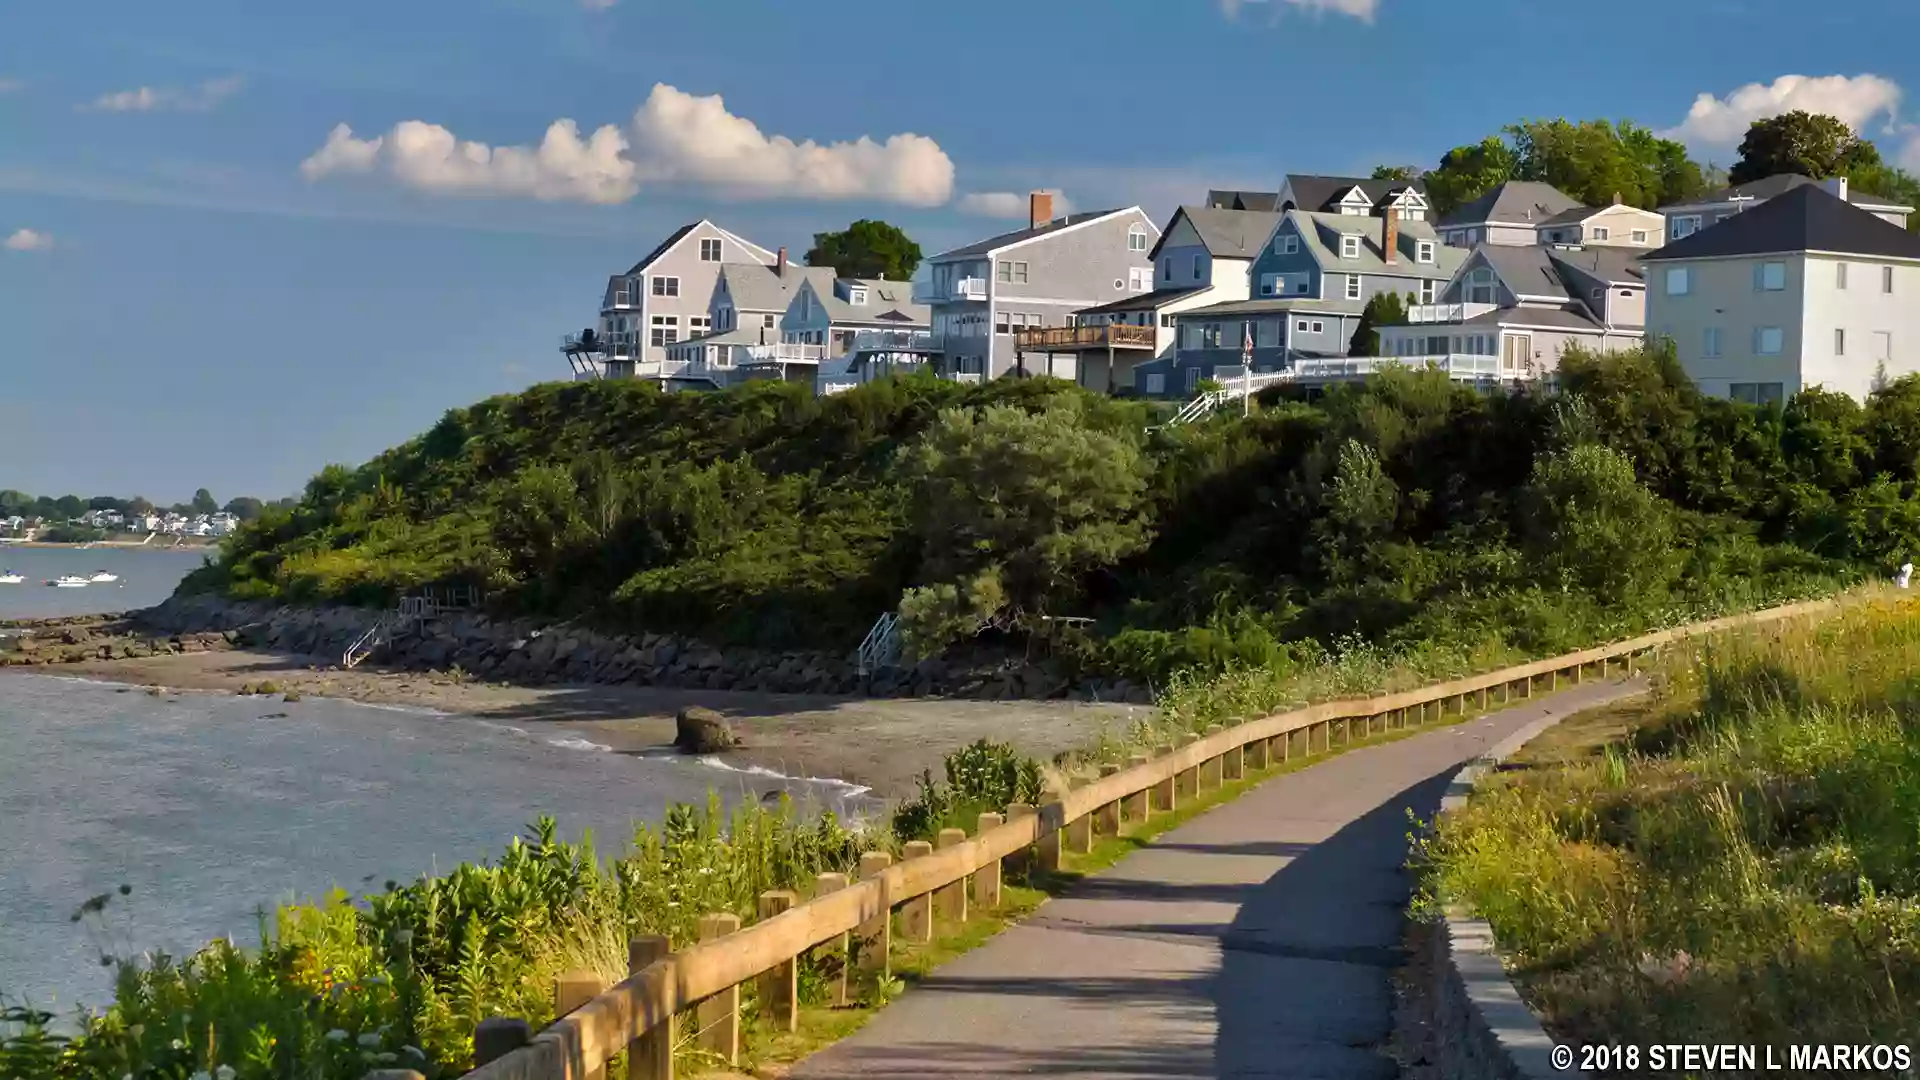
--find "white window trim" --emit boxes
[1345,274,1362,300]
[1631,230,1649,244]
[1757,261,1787,292]
[652,275,680,297]
[1277,233,1300,255]
[1665,267,1691,296]
[1592,227,1610,241]
[1128,225,1149,252]
[1339,235,1361,259]
[1416,240,1435,264]
[1703,326,1722,359]
[700,238,723,262]
[1755,326,1784,355]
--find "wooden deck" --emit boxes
[1013,324,1157,350]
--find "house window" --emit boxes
[1416,240,1435,264]
[1162,257,1172,280]
[1129,266,1152,291]
[1013,261,1028,283]
[1885,266,1896,294]
[1836,328,1847,356]
[997,261,1011,282]
[1592,227,1610,241]
[1672,215,1701,239]
[1296,319,1310,332]
[1756,261,1787,291]
[1467,267,1496,304]
[1755,326,1784,355]
[1147,373,1167,395]
[1665,267,1691,296]
[1420,279,1437,304]
[650,315,679,347]
[849,286,868,305]
[1876,331,1893,360]
[1259,273,1279,296]
[688,316,711,335]
[1467,228,1481,244]
[1730,382,1786,407]
[1185,367,1201,393]
[995,312,1010,334]
[700,238,722,262]
[763,314,776,329]
[1203,324,1223,348]
[1276,233,1299,255]
[1631,230,1649,244]
[1128,225,1149,252]
[652,276,680,297]
[1161,313,1177,328]
[1703,326,1722,358]
[1277,271,1311,296]
[1310,320,1325,334]
[1340,235,1361,259]
[1345,274,1362,300]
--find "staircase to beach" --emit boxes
[342,585,482,669]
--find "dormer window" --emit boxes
[1466,267,1496,305]
[1337,187,1373,216]
[1416,240,1435,264]
[1128,224,1149,252]
[1340,235,1362,259]
[849,286,868,305]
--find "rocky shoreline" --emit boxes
[2,594,1155,705]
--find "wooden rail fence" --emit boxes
[365,596,1837,1080]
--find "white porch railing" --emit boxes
[855,611,904,675]
[1294,354,1508,380]
[850,329,940,353]
[1405,302,1497,324]
[741,342,828,365]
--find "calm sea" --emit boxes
[0,550,873,1018]
[0,545,208,621]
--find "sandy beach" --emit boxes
[10,648,1152,799]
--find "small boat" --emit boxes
[48,576,89,588]
[0,571,22,585]
[88,571,119,583]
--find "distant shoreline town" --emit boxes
[0,507,238,545]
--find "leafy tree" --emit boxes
[805,220,923,281]
[1371,165,1423,181]
[191,488,218,515]
[1424,136,1518,216]
[223,496,264,520]
[1521,443,1676,606]
[898,401,1151,618]
[127,495,154,516]
[53,495,83,520]
[1730,110,1876,185]
[1350,291,1409,357]
[0,489,27,515]
[1423,120,1706,215]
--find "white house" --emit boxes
[1643,183,1920,403]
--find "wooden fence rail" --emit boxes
[426,596,1836,1080]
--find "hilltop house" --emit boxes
[1437,181,1585,247]
[1275,174,1432,220]
[1644,183,1920,403]
[918,193,1158,381]
[1660,175,1912,241]
[1012,204,1275,393]
[1376,244,1646,381]
[1137,203,1465,396]
[662,257,835,384]
[564,220,778,379]
[772,276,931,387]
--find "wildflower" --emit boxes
[358,1032,382,1048]
[170,1039,187,1051]
[325,1029,349,1042]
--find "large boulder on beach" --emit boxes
[674,706,738,754]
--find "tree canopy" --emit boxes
[1422,119,1705,216]
[1730,110,1877,185]
[804,219,923,281]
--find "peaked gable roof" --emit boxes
[624,220,776,275]
[1281,174,1428,213]
[1438,181,1583,228]
[929,208,1143,261]
[801,277,930,326]
[1642,184,1920,262]
[1150,206,1286,261]
[1206,189,1281,212]
[1662,172,1913,212]
[1282,210,1463,280]
[719,262,832,312]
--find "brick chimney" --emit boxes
[1382,210,1400,265]
[776,246,787,277]
[1030,190,1054,230]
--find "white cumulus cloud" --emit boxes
[85,75,244,113]
[4,228,54,251]
[958,190,1075,219]
[299,83,955,207]
[1220,0,1379,24]
[1660,73,1905,148]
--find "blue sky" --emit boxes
[4,0,1917,503]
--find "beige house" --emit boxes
[1534,198,1665,248]
[1436,181,1584,248]
[1644,184,1920,403]
[570,220,779,379]
[1661,175,1912,240]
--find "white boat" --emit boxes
[0,571,21,585]
[49,576,89,588]
[88,571,119,583]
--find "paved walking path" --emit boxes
[791,677,1644,1080]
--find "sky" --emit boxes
[4,0,1920,504]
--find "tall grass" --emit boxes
[1420,592,1920,1060]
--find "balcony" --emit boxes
[739,342,828,366]
[1294,354,1511,382]
[1405,302,1497,324]
[914,277,988,303]
[850,329,942,354]
[603,288,640,311]
[1013,324,1158,351]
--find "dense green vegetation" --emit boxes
[1420,596,1920,1059]
[191,344,1919,687]
[0,489,282,523]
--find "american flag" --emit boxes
[1241,321,1253,367]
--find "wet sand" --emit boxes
[11,649,1153,799]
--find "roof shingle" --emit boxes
[929,209,1134,261]
[1642,184,1920,262]
[1437,181,1584,229]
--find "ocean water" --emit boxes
[0,546,206,620]
[0,673,874,1017]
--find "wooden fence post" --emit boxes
[1201,725,1225,787]
[472,1018,531,1068]
[1036,787,1063,874]
[695,913,741,1064]
[555,970,610,1080]
[1245,734,1268,770]
[974,812,1004,908]
[1096,764,1122,834]
[1151,746,1176,812]
[899,841,934,942]
[814,872,852,1006]
[757,890,799,1032]
[856,852,892,984]
[1123,754,1150,820]
[1175,734,1199,799]
[628,934,673,1080]
[935,829,969,922]
[1007,802,1037,877]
